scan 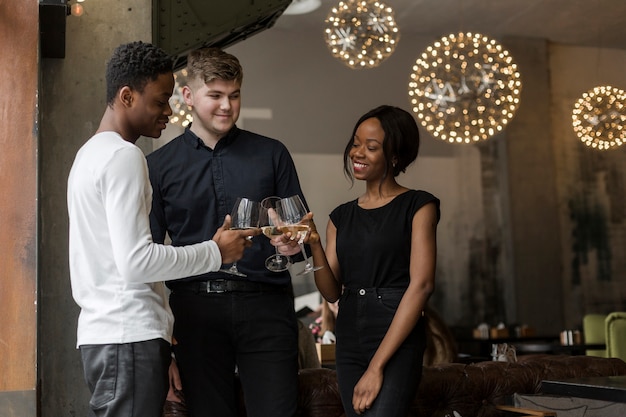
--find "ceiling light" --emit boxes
[324,0,400,69]
[572,85,625,150]
[283,0,322,15]
[408,32,522,144]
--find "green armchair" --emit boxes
[582,313,607,357]
[606,312,626,361]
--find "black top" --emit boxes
[147,125,306,286]
[330,190,440,289]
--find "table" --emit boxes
[540,375,626,403]
[512,342,606,355]
[457,335,560,358]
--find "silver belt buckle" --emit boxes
[207,280,227,293]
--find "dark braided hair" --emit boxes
[105,41,173,105]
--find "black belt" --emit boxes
[170,279,288,294]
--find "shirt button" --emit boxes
[359,289,366,296]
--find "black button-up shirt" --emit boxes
[147,125,307,286]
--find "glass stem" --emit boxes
[299,243,312,269]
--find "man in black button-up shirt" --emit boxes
[147,48,307,417]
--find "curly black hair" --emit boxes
[105,41,173,105]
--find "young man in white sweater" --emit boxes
[67,41,258,417]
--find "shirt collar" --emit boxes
[182,124,241,150]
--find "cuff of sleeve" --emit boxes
[207,240,222,271]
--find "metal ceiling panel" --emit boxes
[153,0,292,70]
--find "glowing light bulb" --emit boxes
[71,3,84,16]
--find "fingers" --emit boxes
[352,392,373,415]
[167,359,183,403]
[239,228,259,247]
[221,214,232,230]
[274,234,303,256]
[351,371,381,415]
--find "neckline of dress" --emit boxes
[355,189,412,211]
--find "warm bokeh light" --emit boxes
[572,85,625,150]
[408,32,522,144]
[169,70,193,128]
[71,3,84,16]
[324,0,399,69]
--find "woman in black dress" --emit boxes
[305,105,440,417]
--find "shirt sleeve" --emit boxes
[147,155,167,244]
[274,143,307,206]
[100,146,222,283]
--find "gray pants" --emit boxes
[80,338,171,417]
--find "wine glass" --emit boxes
[276,195,323,276]
[260,197,292,272]
[219,197,260,277]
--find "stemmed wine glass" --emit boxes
[276,195,323,276]
[260,197,292,272]
[219,197,260,277]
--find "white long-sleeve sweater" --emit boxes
[67,132,221,347]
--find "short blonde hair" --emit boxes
[186,47,243,88]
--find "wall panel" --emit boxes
[0,0,39,413]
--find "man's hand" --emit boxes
[166,357,183,403]
[212,215,259,264]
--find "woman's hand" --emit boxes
[269,212,320,255]
[352,367,383,414]
[301,212,320,245]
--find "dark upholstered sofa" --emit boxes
[162,354,626,417]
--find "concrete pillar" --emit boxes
[502,37,564,334]
[0,1,38,415]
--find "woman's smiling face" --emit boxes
[349,117,389,181]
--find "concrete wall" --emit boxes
[549,45,626,327]
[38,1,152,415]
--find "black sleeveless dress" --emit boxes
[329,190,440,417]
[330,189,440,290]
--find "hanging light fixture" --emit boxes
[408,32,522,144]
[323,0,399,69]
[571,85,625,150]
[283,0,322,15]
[169,69,193,128]
[69,0,86,16]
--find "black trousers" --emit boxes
[335,288,426,417]
[170,288,299,417]
[80,338,171,417]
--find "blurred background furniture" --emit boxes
[606,312,626,362]
[583,313,607,357]
[163,355,626,417]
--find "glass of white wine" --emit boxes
[219,197,259,277]
[259,196,292,272]
[276,195,323,276]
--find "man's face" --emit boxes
[183,78,241,139]
[129,72,174,139]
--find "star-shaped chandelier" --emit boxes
[323,0,399,69]
[408,32,522,144]
[572,85,625,150]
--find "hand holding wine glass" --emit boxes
[211,214,257,264]
[219,198,260,277]
[260,197,293,272]
[276,195,323,276]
